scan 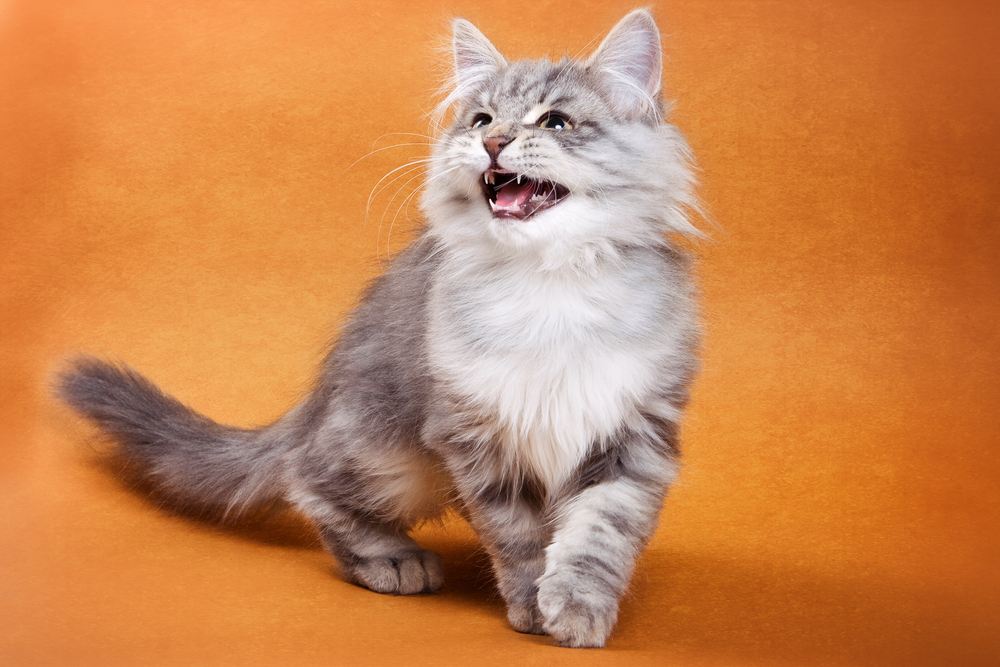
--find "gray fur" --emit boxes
[57,9,700,648]
[57,356,301,515]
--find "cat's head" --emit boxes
[420,9,699,269]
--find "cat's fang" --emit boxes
[480,170,570,221]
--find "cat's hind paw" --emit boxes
[349,549,443,595]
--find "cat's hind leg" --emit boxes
[287,444,447,595]
[318,509,443,595]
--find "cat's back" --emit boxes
[321,234,442,428]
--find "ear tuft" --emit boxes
[587,9,663,121]
[452,18,506,89]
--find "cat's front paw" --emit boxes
[506,602,546,635]
[349,549,443,595]
[536,572,618,648]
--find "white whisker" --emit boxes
[377,169,428,257]
[364,158,440,225]
[384,164,461,260]
[348,143,434,170]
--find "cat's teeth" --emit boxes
[516,174,522,184]
[484,173,489,184]
[489,200,497,211]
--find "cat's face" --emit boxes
[421,10,698,267]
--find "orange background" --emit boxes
[2,1,998,665]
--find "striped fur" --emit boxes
[56,9,700,648]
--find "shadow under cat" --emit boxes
[83,445,989,665]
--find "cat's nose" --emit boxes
[483,135,512,162]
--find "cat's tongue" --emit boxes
[485,171,568,220]
[494,179,534,212]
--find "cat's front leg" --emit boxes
[538,421,678,648]
[458,477,550,634]
[438,458,544,631]
[428,409,550,632]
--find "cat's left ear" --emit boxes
[587,9,663,121]
[451,19,506,89]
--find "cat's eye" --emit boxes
[471,113,493,129]
[538,112,571,131]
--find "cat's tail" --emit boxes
[56,356,305,517]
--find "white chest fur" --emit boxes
[427,252,678,492]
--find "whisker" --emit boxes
[570,30,604,61]
[348,142,434,170]
[377,169,428,255]
[364,158,440,225]
[378,162,461,255]
[365,162,428,223]
[384,164,461,260]
[369,131,435,145]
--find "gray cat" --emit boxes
[57,9,700,648]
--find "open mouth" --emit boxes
[481,168,570,221]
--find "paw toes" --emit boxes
[350,550,443,595]
[537,576,616,648]
[420,551,444,592]
[397,555,428,594]
[543,601,609,648]
[353,557,400,594]
[507,604,546,635]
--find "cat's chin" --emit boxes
[423,186,637,264]
[485,204,578,250]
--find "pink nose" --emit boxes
[483,136,511,162]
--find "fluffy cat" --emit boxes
[57,9,700,648]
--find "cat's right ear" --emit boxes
[587,9,663,122]
[451,19,506,88]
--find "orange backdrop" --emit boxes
[2,1,998,665]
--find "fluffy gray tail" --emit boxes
[56,357,300,517]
